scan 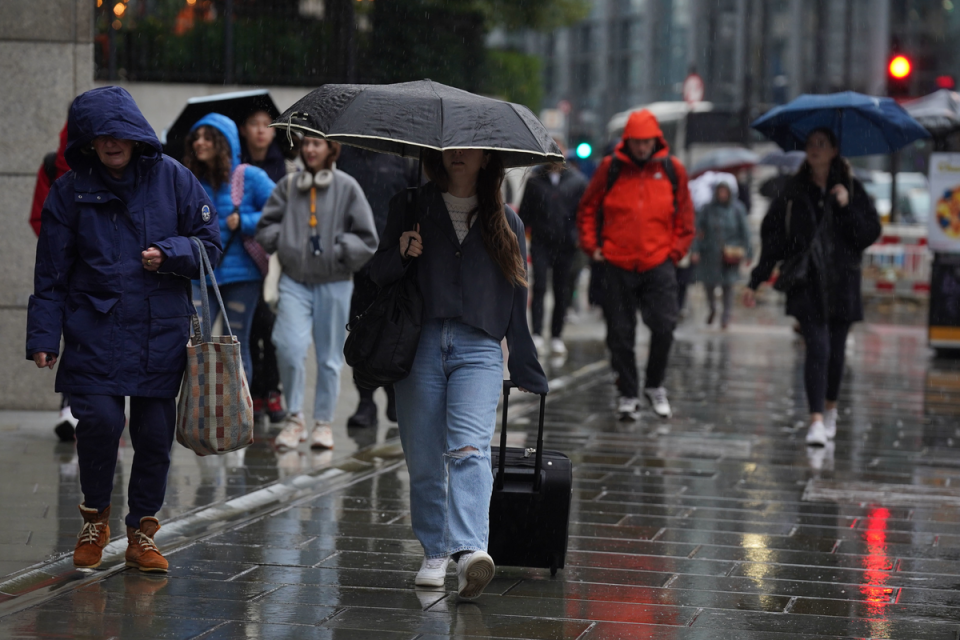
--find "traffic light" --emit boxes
[887,54,912,98]
[575,142,592,159]
[936,75,956,90]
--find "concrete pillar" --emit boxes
[787,0,805,100]
[0,0,93,409]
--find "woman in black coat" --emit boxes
[744,128,881,447]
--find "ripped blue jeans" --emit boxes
[395,318,504,559]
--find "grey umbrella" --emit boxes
[902,89,960,136]
[272,80,563,168]
[690,147,760,178]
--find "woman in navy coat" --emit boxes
[26,86,221,573]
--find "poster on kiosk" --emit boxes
[927,153,960,349]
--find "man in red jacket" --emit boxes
[577,109,694,421]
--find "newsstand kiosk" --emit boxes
[927,153,960,352]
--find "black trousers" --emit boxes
[71,394,177,528]
[250,296,281,398]
[676,265,693,311]
[798,318,852,414]
[531,244,576,338]
[602,260,679,397]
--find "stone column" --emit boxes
[0,0,93,409]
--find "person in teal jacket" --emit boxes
[183,113,275,384]
[691,182,752,329]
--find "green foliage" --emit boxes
[483,50,542,112]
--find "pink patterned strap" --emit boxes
[230,163,249,210]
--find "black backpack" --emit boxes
[595,155,679,248]
[343,188,424,390]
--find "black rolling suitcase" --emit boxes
[488,381,572,576]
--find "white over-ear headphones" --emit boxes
[296,169,334,191]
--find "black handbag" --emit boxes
[773,198,828,294]
[343,189,423,390]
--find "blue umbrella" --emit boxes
[751,91,930,157]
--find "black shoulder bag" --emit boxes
[773,195,830,293]
[343,188,424,390]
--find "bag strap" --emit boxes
[497,381,547,493]
[43,151,58,183]
[220,164,252,256]
[191,236,234,341]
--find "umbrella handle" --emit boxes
[286,111,308,147]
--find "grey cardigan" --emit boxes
[256,170,378,284]
[369,182,547,394]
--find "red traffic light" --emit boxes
[889,55,911,79]
[936,75,956,90]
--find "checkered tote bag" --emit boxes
[175,237,255,456]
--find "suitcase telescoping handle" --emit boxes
[497,381,547,492]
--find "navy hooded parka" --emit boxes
[26,86,222,398]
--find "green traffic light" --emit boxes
[576,142,592,159]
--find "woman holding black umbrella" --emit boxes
[370,148,548,599]
[744,128,881,447]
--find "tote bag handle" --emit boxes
[191,236,234,343]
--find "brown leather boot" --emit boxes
[74,504,110,569]
[125,517,168,573]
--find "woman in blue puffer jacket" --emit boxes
[183,113,275,384]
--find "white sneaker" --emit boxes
[456,551,495,599]
[644,387,672,419]
[805,420,828,447]
[532,335,546,354]
[275,414,306,450]
[823,408,838,440]
[309,421,334,450]
[550,338,567,355]
[617,397,640,422]
[415,556,450,588]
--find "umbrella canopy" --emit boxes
[751,91,930,157]
[272,80,563,168]
[688,171,739,210]
[902,89,960,136]
[758,150,806,173]
[161,89,281,158]
[689,147,759,178]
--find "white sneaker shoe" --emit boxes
[275,414,306,450]
[550,338,567,355]
[309,421,334,450]
[456,551,495,599]
[806,420,828,447]
[617,397,640,422]
[415,556,450,588]
[823,408,838,440]
[644,387,672,418]
[532,335,546,354]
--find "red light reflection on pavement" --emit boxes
[860,506,895,618]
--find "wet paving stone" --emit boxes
[7,311,960,637]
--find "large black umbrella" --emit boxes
[161,89,281,158]
[272,80,562,168]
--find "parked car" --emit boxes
[861,170,930,225]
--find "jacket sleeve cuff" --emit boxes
[153,236,199,279]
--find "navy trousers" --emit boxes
[71,394,177,529]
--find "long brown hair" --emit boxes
[184,126,233,190]
[423,149,527,287]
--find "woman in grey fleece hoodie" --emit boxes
[256,137,378,451]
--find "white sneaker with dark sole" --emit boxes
[806,420,828,447]
[617,397,640,422]
[456,551,495,599]
[644,387,672,418]
[415,556,450,588]
[823,408,838,440]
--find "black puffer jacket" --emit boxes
[518,165,587,251]
[748,164,881,323]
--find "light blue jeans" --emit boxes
[395,318,504,559]
[192,280,260,385]
[271,275,353,422]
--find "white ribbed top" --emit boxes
[441,191,477,244]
